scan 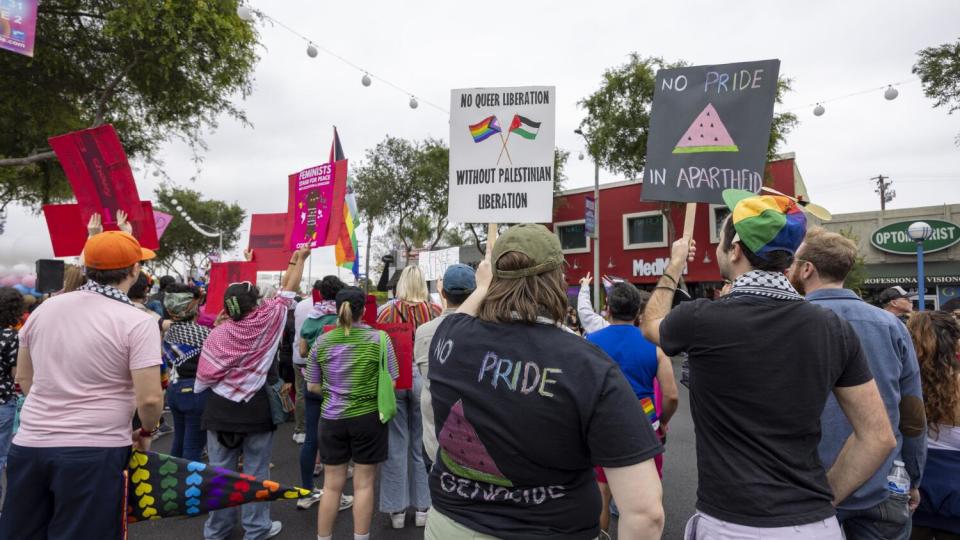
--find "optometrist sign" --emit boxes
[871,220,960,255]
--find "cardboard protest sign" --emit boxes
[126,450,310,522]
[325,322,414,391]
[48,124,145,226]
[448,86,556,223]
[249,213,293,271]
[287,160,349,250]
[41,200,159,257]
[0,0,38,57]
[418,247,459,281]
[204,262,258,315]
[642,60,780,204]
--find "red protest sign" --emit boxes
[249,213,294,271]
[204,261,258,315]
[322,320,413,391]
[48,125,144,227]
[41,200,160,257]
[324,160,349,248]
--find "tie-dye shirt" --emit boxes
[306,323,399,420]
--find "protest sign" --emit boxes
[204,261,258,315]
[249,213,293,271]
[154,210,174,240]
[325,322,413,390]
[48,124,145,226]
[0,0,38,57]
[417,247,460,281]
[641,60,780,205]
[448,86,556,223]
[286,160,348,251]
[41,200,159,257]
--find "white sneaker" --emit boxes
[296,488,323,510]
[339,494,354,511]
[266,520,282,539]
[292,432,305,444]
[415,509,429,527]
[390,512,406,529]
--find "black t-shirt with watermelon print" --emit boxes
[427,313,662,540]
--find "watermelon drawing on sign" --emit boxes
[438,399,512,487]
[672,103,739,154]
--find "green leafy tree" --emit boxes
[152,186,245,276]
[914,39,960,143]
[839,227,867,296]
[0,0,259,210]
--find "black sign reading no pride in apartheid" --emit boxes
[642,59,780,204]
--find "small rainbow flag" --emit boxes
[469,116,501,143]
[640,396,660,430]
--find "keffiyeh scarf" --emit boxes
[729,270,804,301]
[307,299,337,319]
[79,281,134,306]
[195,293,294,402]
[163,322,210,371]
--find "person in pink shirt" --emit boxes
[0,231,165,539]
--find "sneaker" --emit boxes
[152,422,173,441]
[296,489,323,510]
[292,432,305,444]
[415,509,428,527]
[266,520,282,539]
[339,494,354,511]
[390,512,406,529]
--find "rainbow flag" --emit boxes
[469,116,501,143]
[330,128,359,277]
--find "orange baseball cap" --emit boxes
[83,231,156,270]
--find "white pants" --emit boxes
[685,511,842,539]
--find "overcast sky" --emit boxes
[2,0,959,272]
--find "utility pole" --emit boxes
[872,175,895,211]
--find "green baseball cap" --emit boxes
[492,224,564,279]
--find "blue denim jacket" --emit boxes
[807,287,927,510]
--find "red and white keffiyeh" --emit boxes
[195,293,295,402]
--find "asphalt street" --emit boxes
[134,359,698,539]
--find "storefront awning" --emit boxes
[863,262,960,286]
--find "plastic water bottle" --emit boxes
[886,460,910,503]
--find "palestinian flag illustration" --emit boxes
[126,451,311,522]
[508,115,540,140]
[438,399,513,487]
[672,103,738,154]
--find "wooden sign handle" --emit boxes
[486,223,498,256]
[682,202,697,240]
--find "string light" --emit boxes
[237,5,448,114]
[781,79,917,116]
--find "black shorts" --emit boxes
[319,411,388,465]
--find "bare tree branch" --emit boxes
[0,151,57,167]
[93,55,140,127]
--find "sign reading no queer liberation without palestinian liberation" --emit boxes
[448,86,556,223]
[642,60,780,204]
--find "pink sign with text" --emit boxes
[287,162,336,250]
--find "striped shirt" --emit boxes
[306,323,399,420]
[377,300,442,330]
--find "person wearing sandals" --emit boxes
[309,287,398,540]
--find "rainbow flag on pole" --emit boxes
[469,116,501,143]
[330,128,359,277]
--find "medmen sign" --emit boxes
[448,86,556,223]
[871,220,960,255]
[642,60,780,204]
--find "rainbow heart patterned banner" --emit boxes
[126,451,311,522]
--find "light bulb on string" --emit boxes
[884,86,899,100]
[152,170,160,177]
[170,198,179,206]
[361,73,372,87]
[306,43,318,58]
[813,103,825,117]
[176,205,183,212]
[578,152,585,161]
[237,5,253,21]
[409,96,419,109]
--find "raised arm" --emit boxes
[641,238,695,346]
[577,273,608,334]
[281,247,311,293]
[457,256,491,317]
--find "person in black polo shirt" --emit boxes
[641,190,897,539]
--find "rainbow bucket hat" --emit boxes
[721,189,807,258]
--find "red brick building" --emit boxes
[552,153,810,298]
